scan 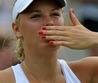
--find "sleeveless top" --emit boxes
[12,59,81,83]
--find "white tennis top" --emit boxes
[12,59,81,83]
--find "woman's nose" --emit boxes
[44,17,54,26]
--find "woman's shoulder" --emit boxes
[68,57,98,70]
[68,57,98,83]
[0,67,15,83]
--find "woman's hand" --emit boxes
[38,9,98,50]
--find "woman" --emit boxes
[0,0,98,83]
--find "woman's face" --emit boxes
[14,0,64,51]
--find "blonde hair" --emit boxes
[14,38,25,62]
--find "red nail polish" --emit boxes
[49,41,54,45]
[38,30,43,34]
[71,8,74,14]
[41,36,46,39]
[42,26,47,30]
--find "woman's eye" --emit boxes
[51,13,60,16]
[31,15,41,18]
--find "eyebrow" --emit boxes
[29,10,41,14]
[52,8,61,12]
[29,8,61,14]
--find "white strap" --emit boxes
[59,59,81,83]
[12,64,29,83]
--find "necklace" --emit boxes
[23,62,59,83]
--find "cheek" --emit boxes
[19,16,42,36]
[53,17,64,26]
[20,21,41,40]
[59,18,64,25]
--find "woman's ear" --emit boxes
[12,23,22,38]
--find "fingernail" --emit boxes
[49,41,54,45]
[38,30,43,34]
[41,36,46,39]
[71,8,74,14]
[42,26,47,30]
